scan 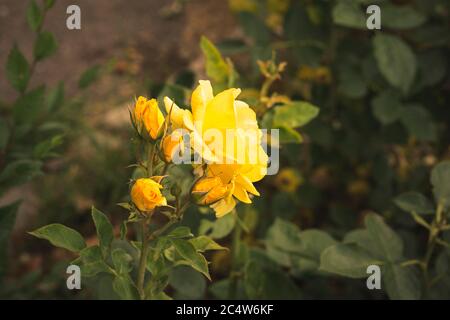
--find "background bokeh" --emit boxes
[0,0,449,299]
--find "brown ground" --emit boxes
[0,0,240,99]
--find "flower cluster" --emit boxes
[130,80,268,217]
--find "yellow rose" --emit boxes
[133,96,165,140]
[164,80,268,217]
[131,178,167,212]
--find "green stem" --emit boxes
[228,213,242,299]
[137,219,151,299]
[147,144,156,177]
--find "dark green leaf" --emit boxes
[371,90,402,125]
[78,65,100,89]
[400,105,436,141]
[170,238,210,280]
[373,33,416,94]
[92,207,114,257]
[365,213,403,262]
[6,45,30,93]
[34,31,57,61]
[394,192,435,215]
[27,0,42,31]
[431,161,450,209]
[383,264,421,300]
[0,202,20,278]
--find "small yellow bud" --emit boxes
[162,130,184,163]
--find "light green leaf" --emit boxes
[319,243,381,278]
[344,229,384,260]
[170,238,210,280]
[383,264,421,300]
[394,192,435,215]
[373,33,416,94]
[30,224,86,252]
[34,31,57,61]
[431,161,450,209]
[273,101,319,129]
[189,235,228,252]
[6,45,30,93]
[200,36,229,87]
[91,207,114,257]
[278,126,303,144]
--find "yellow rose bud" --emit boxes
[133,96,165,140]
[131,178,167,213]
[162,130,184,163]
[192,176,229,205]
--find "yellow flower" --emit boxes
[274,168,303,193]
[164,80,268,217]
[133,96,165,140]
[131,178,167,212]
[162,130,185,163]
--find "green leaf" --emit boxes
[373,33,416,94]
[319,243,381,278]
[278,126,303,144]
[169,266,206,299]
[44,0,56,9]
[344,229,385,260]
[400,105,437,141]
[29,224,86,252]
[13,86,46,125]
[33,134,64,159]
[365,213,403,262]
[332,1,366,29]
[189,235,228,252]
[77,246,111,277]
[383,264,421,300]
[170,238,210,280]
[337,64,367,99]
[266,218,301,253]
[46,81,65,112]
[0,202,20,278]
[371,90,402,125]
[111,248,133,274]
[273,101,319,129]
[244,260,301,299]
[0,118,10,151]
[431,161,450,209]
[394,192,435,215]
[27,0,43,31]
[167,226,193,239]
[91,207,114,257]
[78,65,100,89]
[200,36,229,87]
[6,45,30,93]
[296,230,337,260]
[34,31,57,61]
[199,213,235,239]
[0,159,42,193]
[113,274,139,300]
[381,4,426,30]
